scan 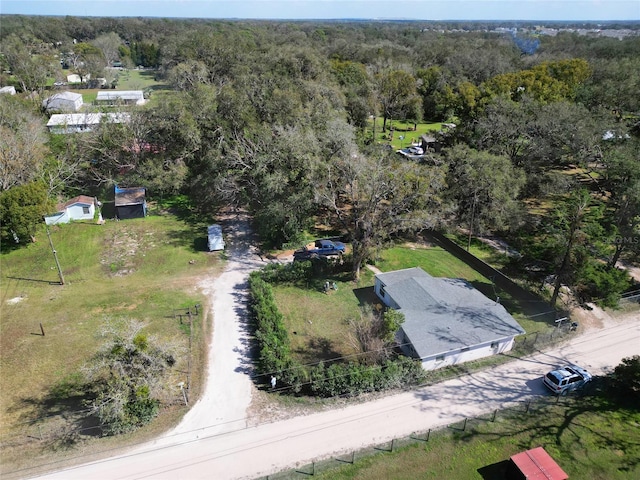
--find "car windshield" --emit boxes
[546,373,560,385]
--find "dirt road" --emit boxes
[29,216,639,479]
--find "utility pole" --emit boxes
[45,224,65,285]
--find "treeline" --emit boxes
[1,18,639,307]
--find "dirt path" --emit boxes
[139,212,267,450]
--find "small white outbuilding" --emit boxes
[207,224,225,251]
[42,91,83,112]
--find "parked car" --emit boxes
[293,239,346,260]
[543,364,592,395]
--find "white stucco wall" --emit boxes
[419,337,515,371]
[66,202,95,221]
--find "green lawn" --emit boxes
[0,208,223,473]
[368,118,444,150]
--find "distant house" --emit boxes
[95,90,146,106]
[114,186,146,219]
[42,91,83,112]
[46,112,130,134]
[44,195,98,225]
[374,267,525,370]
[0,86,16,95]
[66,73,87,84]
[207,224,225,251]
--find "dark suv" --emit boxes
[543,364,592,395]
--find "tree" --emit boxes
[70,42,105,83]
[0,181,54,244]
[375,70,420,132]
[0,95,49,191]
[609,356,640,407]
[83,320,177,435]
[445,145,526,240]
[600,139,640,267]
[315,147,447,279]
[543,189,605,307]
[1,34,59,93]
[91,32,123,67]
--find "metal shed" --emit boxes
[207,224,225,251]
[508,447,569,480]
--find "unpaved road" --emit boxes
[29,217,640,480]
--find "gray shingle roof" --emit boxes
[377,267,525,359]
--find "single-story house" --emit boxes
[42,91,83,112]
[95,90,146,106]
[374,267,525,370]
[115,186,147,219]
[207,224,225,251]
[0,86,17,95]
[44,195,98,225]
[66,73,87,84]
[46,112,130,134]
[508,447,568,480]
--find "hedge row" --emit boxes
[248,264,426,397]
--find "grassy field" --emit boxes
[311,391,639,480]
[0,206,223,474]
[273,241,552,367]
[368,118,443,150]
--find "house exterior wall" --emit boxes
[418,336,515,371]
[66,202,95,221]
[374,278,399,309]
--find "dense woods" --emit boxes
[1,16,639,305]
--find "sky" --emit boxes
[1,0,639,21]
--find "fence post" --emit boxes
[312,461,315,475]
[426,428,431,441]
[525,400,531,413]
[492,409,497,422]
[462,417,467,431]
[352,451,355,464]
[391,438,395,451]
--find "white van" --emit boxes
[207,224,225,251]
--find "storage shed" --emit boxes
[114,186,147,219]
[508,447,569,480]
[95,90,146,106]
[207,224,225,251]
[42,91,83,112]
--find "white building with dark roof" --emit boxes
[374,267,525,370]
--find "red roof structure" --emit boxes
[510,447,568,480]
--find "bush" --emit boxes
[576,261,631,308]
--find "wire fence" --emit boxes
[255,395,579,480]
